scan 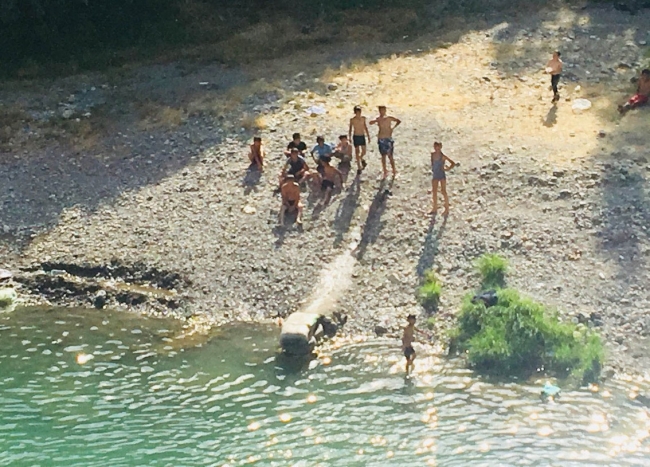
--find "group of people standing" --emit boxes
[247,105,458,226]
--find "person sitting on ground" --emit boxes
[284,132,308,156]
[280,147,311,186]
[333,135,353,163]
[319,156,343,205]
[280,174,303,225]
[310,136,333,182]
[619,69,650,115]
[247,136,265,171]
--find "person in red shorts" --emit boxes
[619,69,650,115]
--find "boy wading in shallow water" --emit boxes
[545,51,563,103]
[370,106,401,178]
[402,314,427,374]
[430,141,456,216]
[349,105,370,175]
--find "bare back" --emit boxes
[402,325,414,347]
[639,75,650,97]
[281,181,300,203]
[322,164,341,183]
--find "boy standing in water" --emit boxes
[430,141,457,216]
[370,106,401,178]
[349,106,370,175]
[402,314,421,374]
[545,51,563,103]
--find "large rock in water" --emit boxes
[280,312,322,356]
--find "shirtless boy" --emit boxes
[333,135,353,163]
[248,136,265,171]
[319,156,343,205]
[545,51,563,103]
[619,69,650,115]
[370,106,401,178]
[402,314,423,374]
[280,174,303,225]
[349,106,371,175]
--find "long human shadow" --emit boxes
[242,166,263,195]
[332,176,361,247]
[0,0,620,257]
[543,104,557,128]
[354,178,393,260]
[416,214,447,277]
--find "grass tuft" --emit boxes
[418,270,442,313]
[475,253,508,289]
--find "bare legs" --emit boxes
[381,152,397,178]
[405,354,415,374]
[279,203,303,226]
[430,179,449,215]
[354,145,367,175]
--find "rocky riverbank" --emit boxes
[1,4,650,376]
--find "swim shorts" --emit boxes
[321,179,335,191]
[378,138,394,156]
[353,135,366,147]
[404,346,415,358]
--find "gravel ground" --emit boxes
[1,4,650,376]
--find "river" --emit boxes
[1,307,649,466]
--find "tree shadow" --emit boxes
[543,103,558,128]
[416,214,447,277]
[332,176,361,247]
[354,178,393,260]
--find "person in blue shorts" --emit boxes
[370,106,401,178]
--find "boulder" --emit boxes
[280,312,322,355]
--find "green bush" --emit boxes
[418,270,442,312]
[426,316,436,330]
[475,253,508,289]
[451,288,603,382]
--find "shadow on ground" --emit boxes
[0,0,647,258]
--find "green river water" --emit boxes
[1,307,650,466]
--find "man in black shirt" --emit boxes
[279,148,311,185]
[284,133,307,156]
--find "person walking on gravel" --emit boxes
[545,51,563,103]
[619,69,650,115]
[430,141,456,216]
[349,105,371,176]
[370,106,401,178]
[247,136,265,171]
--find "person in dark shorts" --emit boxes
[349,105,371,175]
[545,51,563,103]
[319,156,343,205]
[280,174,303,225]
[285,133,308,156]
[401,314,427,374]
[280,148,311,185]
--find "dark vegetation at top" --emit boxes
[0,0,631,78]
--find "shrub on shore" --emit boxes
[418,270,442,313]
[475,253,508,289]
[451,253,603,383]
